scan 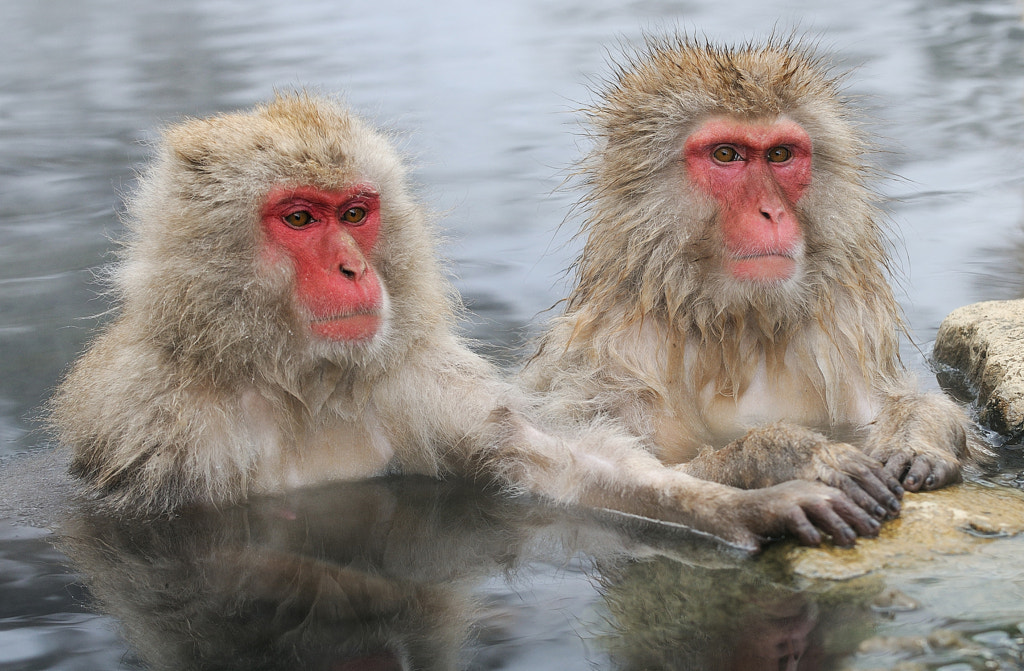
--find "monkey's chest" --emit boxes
[701,386,830,443]
[283,419,395,486]
[238,391,395,490]
[698,366,835,444]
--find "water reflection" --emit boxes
[60,475,898,671]
[61,478,531,670]
[599,557,880,671]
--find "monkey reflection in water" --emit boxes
[60,477,882,671]
[48,93,894,549]
[597,553,881,671]
[60,479,507,671]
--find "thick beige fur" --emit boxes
[524,36,970,492]
[50,94,464,511]
[50,92,886,549]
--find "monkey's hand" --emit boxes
[682,422,903,520]
[471,407,879,551]
[864,391,968,492]
[725,480,882,549]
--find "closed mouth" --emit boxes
[724,252,798,282]
[730,251,795,260]
[310,308,379,323]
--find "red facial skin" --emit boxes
[683,118,813,283]
[261,184,384,341]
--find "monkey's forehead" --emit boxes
[160,97,405,195]
[597,39,842,121]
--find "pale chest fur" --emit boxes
[697,354,877,441]
[638,325,880,462]
[232,388,395,492]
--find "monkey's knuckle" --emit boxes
[842,461,868,479]
[799,493,832,514]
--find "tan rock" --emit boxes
[933,299,1024,436]
[782,482,1024,580]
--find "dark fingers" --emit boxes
[906,454,961,491]
[881,469,905,498]
[804,503,857,547]
[829,475,886,520]
[782,507,823,547]
[849,467,902,517]
[902,456,932,492]
[824,491,881,541]
[883,452,913,486]
[798,492,879,547]
[755,482,885,548]
[824,461,901,519]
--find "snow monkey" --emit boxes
[50,93,893,550]
[524,36,971,508]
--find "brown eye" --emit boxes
[767,146,792,163]
[342,207,367,224]
[283,211,313,228]
[712,146,740,163]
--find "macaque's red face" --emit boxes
[683,118,812,283]
[261,185,385,341]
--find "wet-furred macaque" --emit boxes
[51,93,892,550]
[525,37,972,509]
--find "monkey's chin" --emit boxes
[725,255,797,283]
[309,313,382,342]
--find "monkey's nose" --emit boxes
[759,200,791,225]
[339,260,366,280]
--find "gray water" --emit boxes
[2,0,1024,669]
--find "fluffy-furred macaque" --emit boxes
[51,93,891,550]
[525,37,971,509]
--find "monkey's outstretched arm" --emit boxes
[679,422,903,520]
[391,348,882,551]
[863,389,969,492]
[468,406,884,551]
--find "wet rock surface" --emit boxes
[782,482,1024,580]
[934,299,1024,438]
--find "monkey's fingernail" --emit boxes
[925,475,935,488]
[873,505,886,518]
[905,475,918,487]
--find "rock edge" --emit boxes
[933,299,1024,437]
